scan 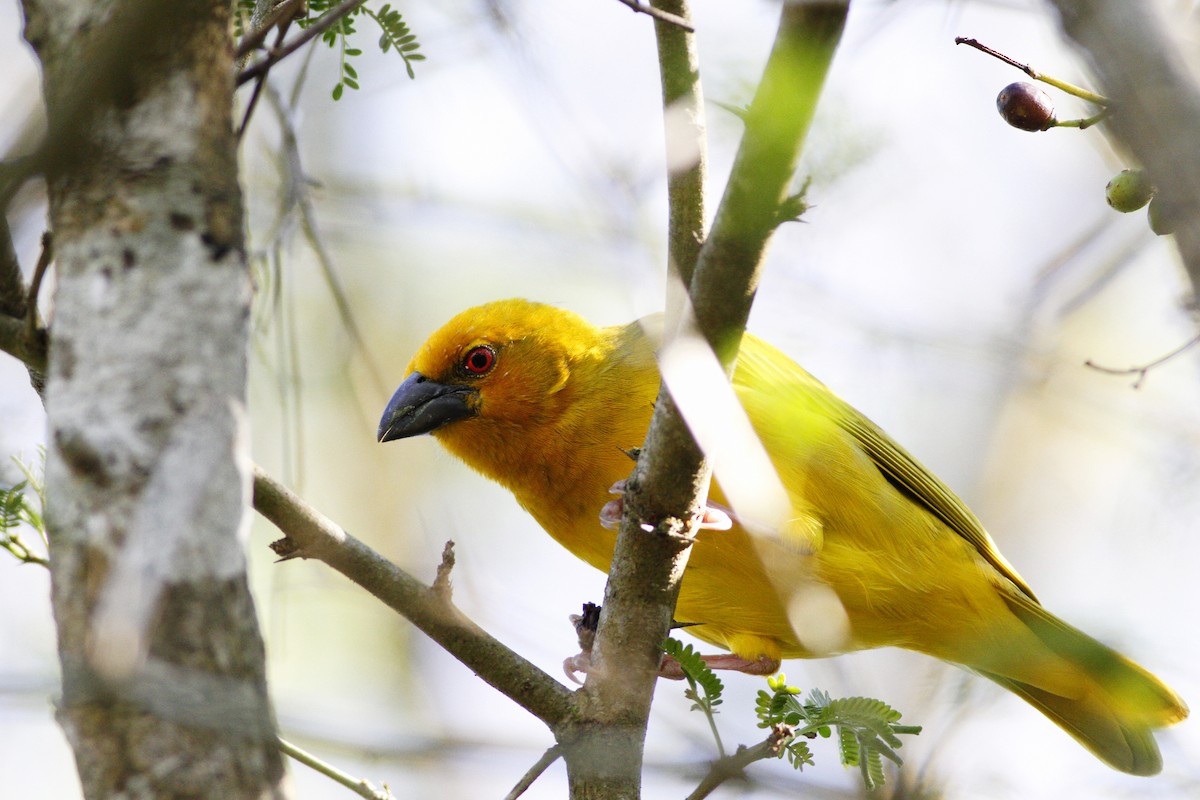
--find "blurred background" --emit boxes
[2,0,1199,797]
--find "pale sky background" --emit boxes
[2,1,1199,798]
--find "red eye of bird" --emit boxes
[462,345,496,375]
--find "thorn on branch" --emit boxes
[269,536,304,561]
[433,540,456,598]
[775,177,812,226]
[612,0,695,33]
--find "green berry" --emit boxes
[1105,169,1155,213]
[996,82,1056,131]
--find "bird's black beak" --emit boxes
[377,372,477,442]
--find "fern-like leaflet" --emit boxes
[295,1,424,99]
[754,674,922,791]
[662,637,727,757]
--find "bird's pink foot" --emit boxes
[600,481,734,531]
[658,652,780,680]
[564,602,602,684]
[563,652,592,685]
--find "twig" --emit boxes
[25,231,52,338]
[433,540,455,599]
[503,745,562,800]
[238,16,295,138]
[613,0,694,32]
[1,530,50,568]
[1084,333,1200,388]
[954,36,1109,106]
[237,0,369,87]
[278,737,394,800]
[235,0,307,62]
[259,83,390,398]
[686,731,787,800]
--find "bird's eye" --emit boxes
[462,345,496,376]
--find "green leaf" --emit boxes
[332,83,344,101]
[754,677,921,790]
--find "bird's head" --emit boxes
[377,299,609,447]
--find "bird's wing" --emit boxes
[736,335,1038,602]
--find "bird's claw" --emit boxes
[563,652,593,685]
[600,480,735,532]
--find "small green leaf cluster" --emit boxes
[662,637,728,757]
[755,674,921,791]
[298,2,425,100]
[662,637,725,714]
[366,5,423,79]
[1,450,48,568]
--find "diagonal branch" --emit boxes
[613,0,695,32]
[572,1,849,796]
[251,466,577,729]
[237,0,368,86]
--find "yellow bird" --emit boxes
[378,298,1187,775]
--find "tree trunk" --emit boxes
[21,1,288,796]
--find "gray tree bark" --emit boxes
[1048,0,1200,306]
[20,1,288,796]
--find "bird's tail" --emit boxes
[975,594,1188,776]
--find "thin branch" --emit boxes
[571,2,706,775]
[503,745,563,800]
[954,37,1109,105]
[0,211,26,319]
[1084,333,1200,388]
[613,0,695,32]
[235,0,307,62]
[0,215,46,391]
[569,2,849,796]
[278,737,395,800]
[238,17,294,138]
[251,466,577,729]
[237,0,369,87]
[262,83,390,398]
[689,1,848,366]
[0,314,48,379]
[1,530,50,568]
[25,231,52,338]
[652,0,708,290]
[685,732,787,800]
